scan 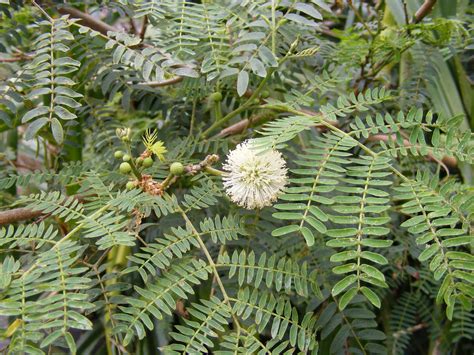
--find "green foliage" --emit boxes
[23,17,82,144]
[0,1,472,354]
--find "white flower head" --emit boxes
[222,140,288,209]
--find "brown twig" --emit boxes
[0,208,44,225]
[137,76,183,88]
[0,195,87,225]
[348,0,373,37]
[413,0,437,24]
[402,0,411,27]
[139,15,148,40]
[58,7,117,35]
[366,134,457,169]
[393,323,427,338]
[216,112,275,138]
[0,54,33,62]
[129,18,140,35]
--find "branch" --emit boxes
[413,0,437,23]
[0,54,33,63]
[58,7,116,35]
[139,15,148,40]
[0,195,87,226]
[216,112,275,138]
[366,134,457,169]
[136,77,183,88]
[216,110,338,138]
[0,208,43,225]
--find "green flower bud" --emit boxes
[170,162,185,176]
[114,150,124,159]
[119,162,132,174]
[143,157,154,168]
[209,91,223,102]
[122,154,131,162]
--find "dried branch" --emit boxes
[393,323,427,339]
[413,0,437,23]
[58,7,116,35]
[139,16,148,40]
[216,112,275,138]
[0,207,43,225]
[367,134,457,170]
[0,195,87,226]
[0,54,33,63]
[137,77,183,88]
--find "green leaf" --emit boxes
[330,251,357,262]
[237,70,249,97]
[22,106,49,123]
[294,3,322,20]
[300,227,315,246]
[360,251,388,265]
[360,286,381,308]
[272,225,300,236]
[24,117,49,140]
[64,332,77,355]
[40,329,63,348]
[332,275,357,296]
[419,244,440,262]
[51,118,64,144]
[55,106,77,120]
[359,264,385,282]
[339,287,358,310]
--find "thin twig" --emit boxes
[180,210,241,333]
[0,208,43,225]
[402,0,411,27]
[413,0,437,23]
[348,0,373,37]
[58,6,116,35]
[0,54,33,62]
[366,134,456,171]
[139,15,148,40]
[136,77,183,88]
[31,0,53,21]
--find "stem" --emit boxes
[214,101,223,122]
[204,166,223,176]
[271,0,277,54]
[179,210,241,332]
[348,0,373,37]
[125,145,142,180]
[188,98,198,137]
[21,204,111,279]
[6,128,18,196]
[58,6,116,35]
[414,0,437,23]
[31,0,53,21]
[201,69,274,138]
[160,174,175,189]
[285,107,409,182]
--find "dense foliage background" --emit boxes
[0,0,473,354]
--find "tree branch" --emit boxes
[413,0,437,23]
[137,77,183,88]
[216,112,275,138]
[216,110,338,138]
[58,7,116,35]
[0,195,87,225]
[366,134,456,169]
[0,54,33,62]
[0,207,43,225]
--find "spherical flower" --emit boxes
[222,140,288,209]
